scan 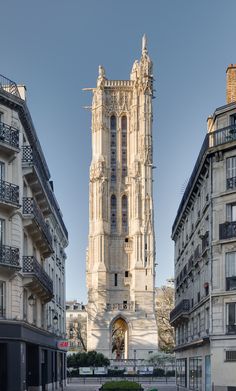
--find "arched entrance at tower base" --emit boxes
[110,316,129,360]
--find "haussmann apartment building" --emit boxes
[170,66,236,391]
[0,74,68,391]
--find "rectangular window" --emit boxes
[197,314,201,335]
[189,357,202,390]
[226,302,236,334]
[205,307,210,333]
[197,292,200,303]
[114,273,117,286]
[176,358,187,387]
[226,350,236,361]
[230,114,236,125]
[0,219,5,245]
[33,300,37,325]
[226,157,236,189]
[226,252,236,291]
[125,271,129,277]
[0,161,5,181]
[0,281,6,317]
[23,289,28,320]
[41,304,45,328]
[226,203,236,222]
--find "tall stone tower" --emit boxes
[86,36,158,360]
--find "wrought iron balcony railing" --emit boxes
[173,124,236,234]
[210,124,236,147]
[219,221,236,240]
[170,299,190,325]
[227,176,236,190]
[0,245,20,268]
[0,180,19,206]
[0,74,21,98]
[226,324,236,334]
[0,122,19,149]
[23,256,53,297]
[22,146,68,240]
[23,197,53,249]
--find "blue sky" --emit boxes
[1,0,235,302]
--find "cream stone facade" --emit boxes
[0,74,68,390]
[171,66,236,391]
[66,300,87,353]
[86,37,158,360]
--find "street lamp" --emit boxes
[28,294,36,306]
[53,314,58,325]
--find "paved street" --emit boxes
[65,378,177,391]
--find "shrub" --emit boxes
[100,380,143,390]
[153,368,165,376]
[107,369,125,376]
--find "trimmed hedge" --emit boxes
[100,380,143,390]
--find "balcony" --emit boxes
[22,197,53,257]
[226,324,236,334]
[0,74,21,98]
[210,124,236,147]
[22,256,53,302]
[173,125,236,236]
[219,222,236,240]
[22,146,68,240]
[170,299,190,326]
[124,239,133,253]
[0,122,19,155]
[123,276,132,286]
[0,245,20,270]
[227,176,236,190]
[0,180,20,209]
[106,302,135,311]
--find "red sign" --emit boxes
[57,340,69,350]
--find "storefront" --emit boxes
[0,321,66,391]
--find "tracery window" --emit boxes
[122,195,128,232]
[110,115,117,182]
[121,115,127,177]
[111,195,117,232]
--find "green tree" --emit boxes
[148,351,175,368]
[67,350,110,368]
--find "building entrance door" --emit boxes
[0,343,7,390]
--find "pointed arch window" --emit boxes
[110,115,117,182]
[122,195,128,232]
[111,195,117,232]
[121,115,127,177]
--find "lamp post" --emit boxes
[52,312,58,335]
[28,294,36,306]
[134,349,136,372]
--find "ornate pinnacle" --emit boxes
[142,34,148,54]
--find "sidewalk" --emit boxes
[65,378,177,391]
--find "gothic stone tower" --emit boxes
[86,36,158,360]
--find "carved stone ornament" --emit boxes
[90,159,106,181]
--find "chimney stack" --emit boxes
[226,64,236,104]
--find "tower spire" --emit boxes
[142,34,148,54]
